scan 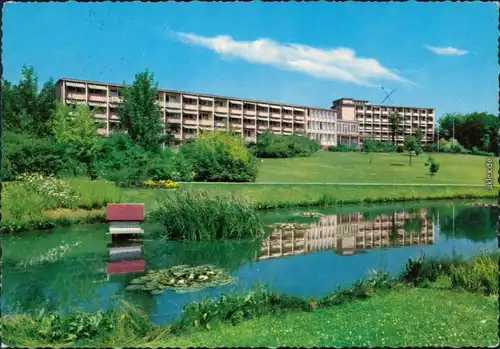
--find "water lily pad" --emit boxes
[125,264,236,294]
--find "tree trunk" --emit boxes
[408,154,412,166]
[87,161,96,181]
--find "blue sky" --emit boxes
[3,1,498,119]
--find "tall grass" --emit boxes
[149,189,266,241]
[399,250,499,295]
[65,178,124,209]
[1,178,122,234]
[1,301,166,347]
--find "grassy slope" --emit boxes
[147,288,498,348]
[256,151,497,184]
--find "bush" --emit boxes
[396,145,404,153]
[328,144,360,152]
[471,146,495,157]
[252,132,320,158]
[362,140,396,153]
[1,132,68,181]
[95,133,176,187]
[176,131,258,182]
[149,189,266,241]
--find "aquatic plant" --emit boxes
[149,189,266,241]
[0,301,162,347]
[125,265,236,294]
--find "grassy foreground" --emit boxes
[147,288,498,348]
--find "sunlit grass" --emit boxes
[255,151,499,185]
[146,288,497,348]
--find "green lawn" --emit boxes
[255,152,497,184]
[121,183,495,211]
[146,288,498,348]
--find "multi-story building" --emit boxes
[56,78,433,148]
[56,78,308,145]
[332,98,435,145]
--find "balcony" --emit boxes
[110,114,119,121]
[270,113,281,119]
[257,111,269,117]
[271,126,281,132]
[88,94,107,102]
[257,125,268,131]
[183,104,198,111]
[199,105,213,112]
[183,119,197,126]
[230,114,242,119]
[94,112,107,120]
[243,109,256,116]
[109,96,122,104]
[199,119,213,126]
[67,92,86,100]
[229,108,242,114]
[243,124,256,129]
[230,123,242,129]
[167,117,181,124]
[283,126,293,132]
[215,106,228,113]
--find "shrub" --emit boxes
[328,144,359,152]
[362,140,396,153]
[176,131,258,182]
[95,133,176,187]
[396,145,404,153]
[1,132,67,181]
[252,132,320,158]
[149,189,266,241]
[471,146,495,157]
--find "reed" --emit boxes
[149,189,266,241]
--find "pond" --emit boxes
[1,200,497,324]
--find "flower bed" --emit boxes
[142,179,180,189]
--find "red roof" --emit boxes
[106,259,146,274]
[106,204,145,221]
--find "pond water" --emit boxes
[2,200,497,324]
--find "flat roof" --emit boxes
[332,97,434,111]
[58,77,314,109]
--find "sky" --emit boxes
[3,1,498,119]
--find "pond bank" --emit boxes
[2,183,496,234]
[2,250,498,348]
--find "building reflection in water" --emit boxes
[106,237,145,281]
[257,209,435,260]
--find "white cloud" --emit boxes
[425,45,469,56]
[175,32,410,87]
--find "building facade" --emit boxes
[332,98,435,145]
[56,78,433,147]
